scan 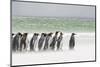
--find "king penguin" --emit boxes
[69,33,76,49]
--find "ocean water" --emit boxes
[12,16,95,33]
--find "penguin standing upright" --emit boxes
[38,33,46,50]
[30,33,36,51]
[12,32,22,51]
[44,33,53,50]
[12,33,14,51]
[20,33,28,51]
[50,31,59,50]
[12,33,15,42]
[30,33,39,51]
[57,32,63,50]
[69,33,76,49]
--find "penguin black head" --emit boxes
[12,33,14,36]
[72,33,76,35]
[60,32,63,35]
[34,33,37,35]
[48,32,53,36]
[55,31,59,35]
[24,33,28,35]
[36,33,39,36]
[23,33,28,37]
[17,32,22,36]
[41,33,44,35]
[44,33,47,37]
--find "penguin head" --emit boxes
[41,33,44,35]
[34,33,37,35]
[60,32,63,35]
[49,32,53,34]
[23,33,28,37]
[17,32,22,36]
[55,31,59,35]
[48,32,53,36]
[72,33,76,35]
[36,33,39,36]
[24,33,28,35]
[41,33,44,37]
[12,33,14,36]
[44,33,47,37]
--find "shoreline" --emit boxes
[12,32,95,35]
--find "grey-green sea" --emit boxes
[12,16,95,33]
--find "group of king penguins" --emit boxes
[12,31,76,52]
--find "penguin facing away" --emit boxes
[69,33,76,49]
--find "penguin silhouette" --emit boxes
[69,33,76,49]
[30,33,36,51]
[30,33,39,51]
[50,31,59,50]
[12,32,22,51]
[38,33,46,50]
[20,33,28,51]
[57,32,63,50]
[44,33,53,50]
